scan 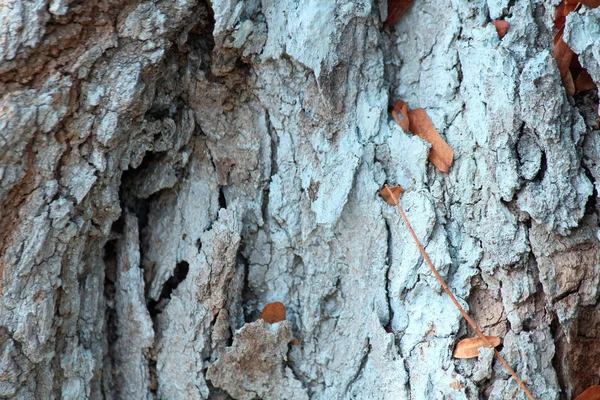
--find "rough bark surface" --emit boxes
[1,0,600,399]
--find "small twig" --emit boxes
[383,185,535,400]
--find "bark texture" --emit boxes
[1,0,600,399]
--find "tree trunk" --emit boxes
[1,0,599,398]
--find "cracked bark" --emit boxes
[1,0,600,399]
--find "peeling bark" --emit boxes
[1,0,600,399]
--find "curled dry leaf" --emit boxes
[553,0,599,94]
[385,0,413,25]
[390,100,454,172]
[492,20,510,38]
[453,336,502,359]
[553,26,563,46]
[563,1,579,14]
[554,33,575,78]
[449,380,465,391]
[554,2,567,29]
[392,100,409,132]
[554,33,577,96]
[576,69,597,92]
[379,185,404,205]
[574,385,600,400]
[555,1,581,30]
[563,69,576,96]
[260,302,286,324]
[407,108,454,172]
[577,0,600,7]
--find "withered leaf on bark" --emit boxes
[391,101,454,172]
[576,70,597,92]
[574,385,600,400]
[407,108,454,173]
[567,0,600,7]
[492,20,510,38]
[260,302,286,324]
[554,2,567,28]
[554,31,577,96]
[379,185,404,205]
[385,0,413,24]
[553,0,598,95]
[453,336,502,359]
[392,100,409,132]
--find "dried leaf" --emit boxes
[553,1,597,95]
[554,35,575,78]
[492,20,510,38]
[575,69,597,92]
[260,302,286,324]
[449,380,465,390]
[553,26,564,46]
[385,0,413,24]
[564,69,576,96]
[554,34,577,96]
[407,108,454,172]
[577,74,598,92]
[571,53,584,70]
[555,2,566,29]
[579,0,600,8]
[392,100,409,131]
[379,185,405,205]
[575,385,600,400]
[564,2,579,14]
[453,336,502,359]
[290,337,302,345]
[557,1,583,28]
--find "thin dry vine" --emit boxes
[382,184,535,400]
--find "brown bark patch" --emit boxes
[0,140,37,294]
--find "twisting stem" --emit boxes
[383,185,535,400]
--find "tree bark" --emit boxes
[1,0,599,399]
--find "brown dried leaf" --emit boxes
[379,185,405,205]
[260,302,286,324]
[385,0,413,24]
[558,1,583,28]
[553,1,597,95]
[571,53,584,70]
[555,2,566,29]
[564,2,579,14]
[579,0,600,8]
[392,100,410,132]
[575,69,597,92]
[553,26,564,45]
[554,34,577,96]
[407,108,454,172]
[449,380,465,391]
[554,35,575,77]
[453,336,502,359]
[575,385,600,400]
[492,20,510,38]
[564,69,576,96]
